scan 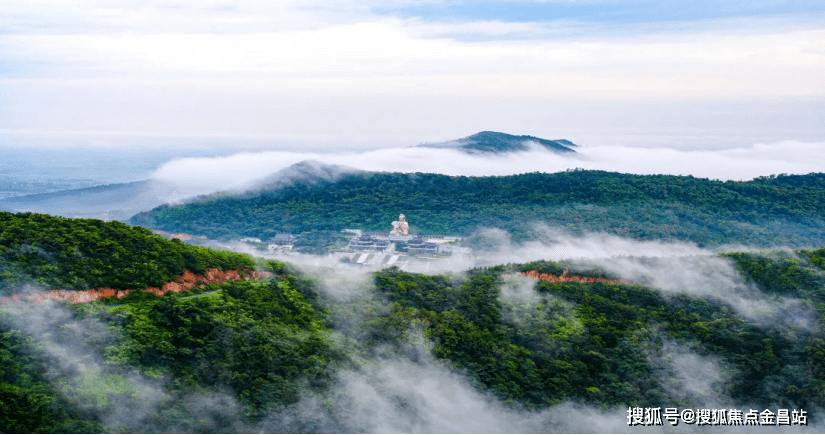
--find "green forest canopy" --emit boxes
[0,212,255,293]
[2,247,824,431]
[130,169,825,248]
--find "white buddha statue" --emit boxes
[390,214,409,236]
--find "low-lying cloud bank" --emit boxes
[261,350,644,433]
[1,300,250,433]
[4,226,824,432]
[458,226,818,331]
[219,222,818,336]
[256,242,823,433]
[150,140,825,200]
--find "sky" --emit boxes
[1,0,824,150]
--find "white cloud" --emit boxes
[581,140,825,179]
[1,2,822,149]
[0,1,374,34]
[3,1,824,99]
[149,139,825,202]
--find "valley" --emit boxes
[1,211,824,432]
[5,0,824,430]
[2,133,824,433]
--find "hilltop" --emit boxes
[0,212,258,293]
[0,132,576,221]
[416,131,577,154]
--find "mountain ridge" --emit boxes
[416,131,577,154]
[2,212,825,431]
[129,168,825,248]
[0,179,183,221]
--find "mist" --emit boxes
[148,139,825,201]
[0,300,253,433]
[239,259,635,433]
[252,249,822,433]
[215,222,818,331]
[260,348,644,433]
[447,226,818,331]
[4,225,824,432]
[4,0,824,430]
[4,137,821,220]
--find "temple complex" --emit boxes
[348,234,391,251]
[345,213,458,259]
[402,237,438,254]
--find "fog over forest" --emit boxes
[189,227,823,433]
[2,1,823,432]
[6,227,824,433]
[147,139,825,201]
[3,136,824,432]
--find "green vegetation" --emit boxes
[293,230,350,255]
[723,248,825,298]
[369,259,825,412]
[0,267,337,433]
[2,242,824,431]
[131,170,825,248]
[420,131,577,154]
[0,329,104,433]
[0,212,255,294]
[106,275,332,420]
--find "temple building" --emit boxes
[270,233,297,245]
[348,234,391,251]
[267,233,297,252]
[345,213,458,257]
[402,237,438,255]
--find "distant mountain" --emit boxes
[240,160,362,196]
[0,161,362,221]
[0,179,184,221]
[130,168,825,248]
[417,131,577,154]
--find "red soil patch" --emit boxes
[0,268,273,304]
[509,270,626,285]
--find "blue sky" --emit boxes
[0,0,823,147]
[377,1,825,26]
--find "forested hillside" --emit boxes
[417,131,577,154]
[130,168,825,248]
[2,246,824,432]
[0,271,333,433]
[371,252,825,413]
[0,212,255,294]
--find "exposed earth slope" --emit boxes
[0,212,258,293]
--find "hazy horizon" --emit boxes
[2,131,824,205]
[2,1,822,150]
[4,1,822,200]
